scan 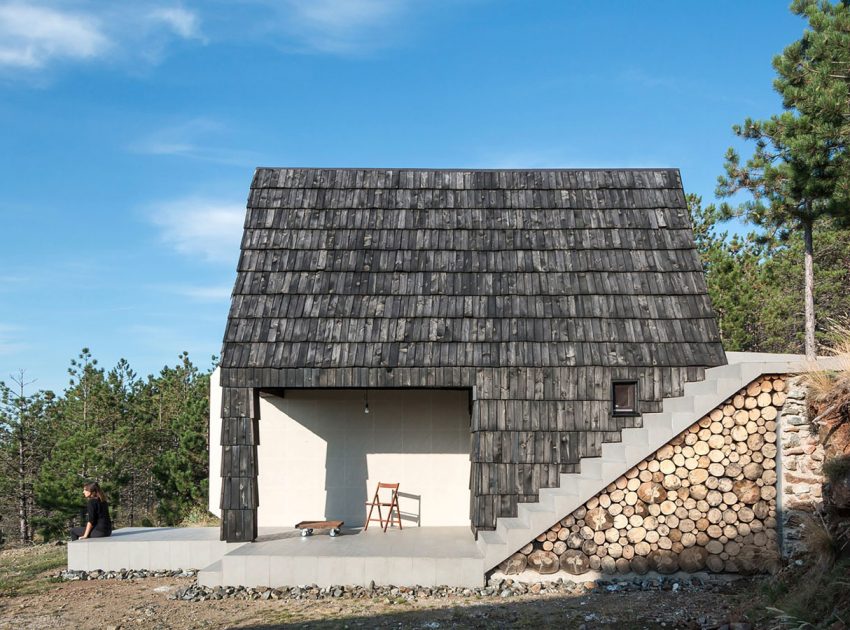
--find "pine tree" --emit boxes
[35,349,111,538]
[151,353,211,524]
[716,0,850,360]
[688,195,764,350]
[0,372,54,543]
[690,193,850,353]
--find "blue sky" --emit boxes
[0,1,804,394]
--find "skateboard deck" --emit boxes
[295,520,344,537]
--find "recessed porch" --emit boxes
[209,386,474,530]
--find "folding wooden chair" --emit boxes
[364,482,403,532]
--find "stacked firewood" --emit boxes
[499,376,784,576]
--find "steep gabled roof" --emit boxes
[221,168,725,373]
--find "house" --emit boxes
[210,168,727,546]
[67,168,827,585]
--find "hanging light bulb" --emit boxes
[364,391,370,414]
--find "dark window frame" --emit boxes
[611,380,639,417]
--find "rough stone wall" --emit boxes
[499,375,784,577]
[778,375,823,555]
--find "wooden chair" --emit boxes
[364,482,403,532]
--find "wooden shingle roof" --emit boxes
[221,168,725,373]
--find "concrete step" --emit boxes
[198,560,222,588]
[478,529,505,547]
[663,393,718,414]
[517,501,559,533]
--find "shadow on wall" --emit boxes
[397,491,421,526]
[262,389,471,527]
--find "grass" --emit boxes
[0,544,67,597]
[178,505,221,528]
[799,512,847,569]
[823,454,850,484]
[757,559,850,628]
[802,319,850,401]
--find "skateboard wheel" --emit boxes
[330,528,339,537]
[301,529,311,537]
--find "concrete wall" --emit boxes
[209,368,223,517]
[209,375,472,527]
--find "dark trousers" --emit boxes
[70,527,109,541]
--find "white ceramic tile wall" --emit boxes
[209,388,473,528]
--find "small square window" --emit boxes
[612,381,638,416]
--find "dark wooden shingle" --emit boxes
[218,167,726,537]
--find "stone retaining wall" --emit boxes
[499,375,785,577]
[777,376,822,555]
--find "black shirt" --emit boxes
[86,498,112,534]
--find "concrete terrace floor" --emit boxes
[248,525,481,558]
[205,526,484,588]
[68,525,485,588]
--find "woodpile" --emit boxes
[499,376,782,576]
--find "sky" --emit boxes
[0,0,806,394]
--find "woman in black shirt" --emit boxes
[70,481,112,540]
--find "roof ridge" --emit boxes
[253,166,680,173]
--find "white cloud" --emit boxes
[245,0,414,55]
[149,196,244,264]
[131,117,261,166]
[0,3,109,69]
[289,0,400,51]
[148,7,203,40]
[158,284,233,301]
[0,2,204,75]
[0,274,28,290]
[0,323,27,356]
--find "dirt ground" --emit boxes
[0,572,764,630]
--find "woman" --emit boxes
[70,481,112,540]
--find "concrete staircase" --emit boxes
[477,356,808,572]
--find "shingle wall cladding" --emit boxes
[219,168,726,536]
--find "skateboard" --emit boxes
[295,520,344,537]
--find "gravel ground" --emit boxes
[0,569,765,629]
